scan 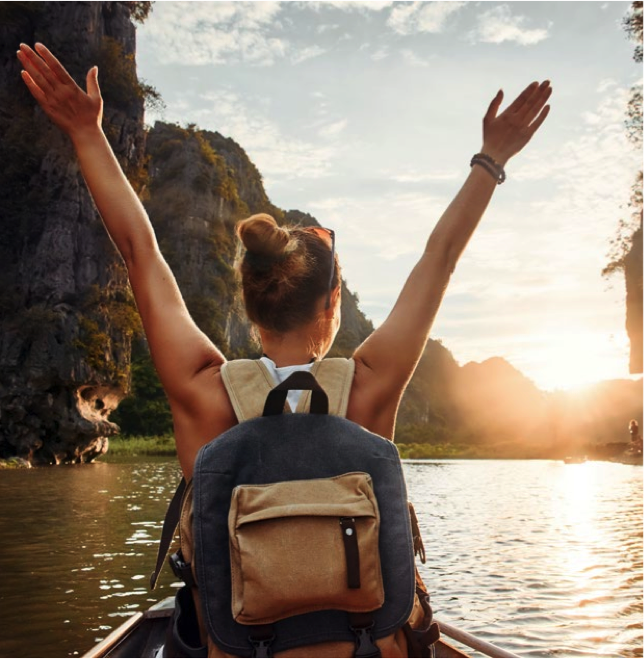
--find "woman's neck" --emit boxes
[260,342,318,368]
[259,326,327,367]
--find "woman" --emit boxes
[17,43,551,480]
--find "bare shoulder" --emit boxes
[346,357,401,440]
[170,366,238,479]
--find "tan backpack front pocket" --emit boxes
[228,472,384,625]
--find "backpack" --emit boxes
[151,358,439,658]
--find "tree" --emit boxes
[604,1,642,274]
[126,1,153,24]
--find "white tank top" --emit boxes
[259,356,314,412]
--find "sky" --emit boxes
[135,1,642,391]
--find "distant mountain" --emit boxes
[398,346,642,458]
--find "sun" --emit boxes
[520,329,631,391]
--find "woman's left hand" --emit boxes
[481,80,552,166]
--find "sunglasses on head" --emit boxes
[305,226,336,309]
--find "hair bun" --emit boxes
[236,214,295,259]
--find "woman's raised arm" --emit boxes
[17,43,225,408]
[353,81,552,422]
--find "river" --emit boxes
[0,458,641,658]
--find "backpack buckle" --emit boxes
[349,620,381,658]
[248,635,275,659]
[168,550,196,588]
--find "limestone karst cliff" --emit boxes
[112,123,375,437]
[624,218,643,373]
[0,2,148,464]
[0,3,374,463]
[143,121,374,360]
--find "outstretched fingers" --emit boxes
[504,81,539,115]
[34,43,77,87]
[20,69,48,105]
[517,81,551,125]
[17,44,54,94]
[484,89,504,124]
[527,103,551,137]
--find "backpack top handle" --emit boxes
[263,371,329,416]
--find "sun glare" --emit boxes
[520,330,631,392]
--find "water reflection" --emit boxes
[406,460,643,658]
[0,459,641,658]
[0,460,182,658]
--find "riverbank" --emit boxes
[103,435,530,460]
[2,435,638,465]
[0,457,31,468]
[105,434,177,458]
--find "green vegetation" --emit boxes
[0,457,32,469]
[100,437,538,461]
[395,441,551,460]
[105,434,176,458]
[111,341,173,436]
[96,37,163,114]
[74,282,142,385]
[624,0,644,62]
[396,443,467,460]
[126,1,153,24]
[602,0,644,277]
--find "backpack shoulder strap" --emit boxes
[222,358,356,422]
[150,476,188,590]
[295,358,355,418]
[221,359,277,422]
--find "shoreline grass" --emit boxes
[102,436,502,461]
[105,434,176,458]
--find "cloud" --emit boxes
[318,118,349,139]
[308,190,449,261]
[371,46,390,61]
[386,168,461,183]
[400,49,432,67]
[387,1,466,35]
[316,23,341,34]
[596,78,617,93]
[513,85,636,188]
[291,45,326,64]
[186,89,340,183]
[470,5,550,46]
[306,1,393,12]
[140,2,287,66]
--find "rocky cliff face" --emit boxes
[624,217,643,374]
[0,2,146,464]
[143,123,373,361]
[0,4,374,463]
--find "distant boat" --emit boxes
[563,456,587,464]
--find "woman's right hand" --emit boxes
[17,43,103,140]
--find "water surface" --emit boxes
[0,459,641,657]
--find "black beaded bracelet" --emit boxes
[470,153,506,185]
